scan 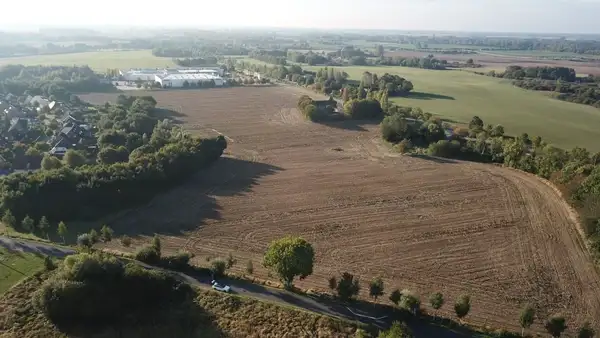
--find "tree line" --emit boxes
[481,66,600,108]
[173,56,219,67]
[0,65,114,101]
[249,50,288,65]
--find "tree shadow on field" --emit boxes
[408,92,455,100]
[410,154,458,164]
[314,115,383,132]
[151,108,186,124]
[94,157,283,237]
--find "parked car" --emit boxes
[211,280,231,293]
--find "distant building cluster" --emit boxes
[119,67,225,88]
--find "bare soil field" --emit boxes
[80,87,600,333]
[385,50,600,75]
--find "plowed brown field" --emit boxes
[81,87,600,333]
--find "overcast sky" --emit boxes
[2,0,600,34]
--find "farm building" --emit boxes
[154,74,225,88]
[120,69,165,82]
[120,67,224,82]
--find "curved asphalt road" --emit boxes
[0,236,467,337]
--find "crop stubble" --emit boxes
[82,87,600,333]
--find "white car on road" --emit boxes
[211,280,231,293]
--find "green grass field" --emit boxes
[0,248,45,294]
[0,50,176,71]
[478,50,600,60]
[297,64,600,151]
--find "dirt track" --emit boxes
[81,87,600,333]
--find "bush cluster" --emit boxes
[32,253,192,327]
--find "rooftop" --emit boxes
[160,74,222,80]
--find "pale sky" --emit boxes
[2,0,600,34]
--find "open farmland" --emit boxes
[81,87,600,333]
[296,64,600,151]
[0,50,175,71]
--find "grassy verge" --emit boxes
[0,248,45,294]
[0,266,374,338]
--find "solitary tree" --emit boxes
[210,258,227,277]
[89,229,99,244]
[246,260,254,275]
[151,234,161,256]
[389,289,402,307]
[400,290,421,315]
[43,255,56,271]
[328,276,337,291]
[369,276,385,302]
[21,215,34,233]
[578,321,595,338]
[57,221,67,243]
[263,236,315,289]
[2,210,17,228]
[454,294,471,321]
[519,304,535,336]
[100,225,113,242]
[37,216,50,239]
[226,252,237,269]
[77,233,92,249]
[336,272,360,302]
[545,315,567,337]
[429,292,444,320]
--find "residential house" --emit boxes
[7,117,30,141]
[4,106,25,118]
[49,114,96,155]
[29,95,50,108]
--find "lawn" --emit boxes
[0,247,45,294]
[297,64,600,151]
[0,50,176,71]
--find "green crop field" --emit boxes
[298,65,600,151]
[0,50,176,71]
[0,247,45,294]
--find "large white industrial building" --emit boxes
[119,67,224,82]
[154,73,224,88]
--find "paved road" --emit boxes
[0,236,467,337]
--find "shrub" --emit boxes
[120,235,132,247]
[77,233,92,248]
[427,140,461,158]
[393,139,413,154]
[135,246,161,264]
[246,260,254,274]
[162,251,194,270]
[210,258,227,277]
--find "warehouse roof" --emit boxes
[159,74,222,80]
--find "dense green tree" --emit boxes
[100,225,113,242]
[429,292,444,319]
[41,154,63,170]
[77,233,92,248]
[545,315,567,337]
[578,321,595,338]
[135,245,160,264]
[454,294,471,321]
[328,276,337,291]
[378,321,413,338]
[389,289,402,307]
[21,215,34,233]
[381,114,414,143]
[263,236,315,289]
[369,277,385,302]
[519,304,535,336]
[57,221,67,243]
[400,290,420,315]
[468,116,484,131]
[2,210,17,228]
[63,149,86,168]
[336,272,360,302]
[210,258,227,277]
[37,216,50,239]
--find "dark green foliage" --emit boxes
[161,251,194,270]
[578,321,595,338]
[502,66,577,81]
[76,233,92,248]
[545,315,567,337]
[378,321,414,338]
[427,140,461,158]
[32,253,191,327]
[328,276,337,291]
[2,209,16,228]
[135,246,161,265]
[97,146,129,164]
[381,114,413,143]
[100,225,113,242]
[152,235,162,255]
[429,292,444,311]
[454,294,471,319]
[263,236,315,289]
[335,272,360,301]
[21,215,34,233]
[43,255,56,271]
[389,289,401,306]
[519,304,535,335]
[210,259,227,277]
[0,130,227,223]
[369,277,384,301]
[40,154,62,170]
[89,229,99,244]
[400,290,420,315]
[343,99,383,119]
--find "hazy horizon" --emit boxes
[2,0,600,35]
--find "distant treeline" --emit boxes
[482,66,600,108]
[173,57,219,67]
[0,65,114,101]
